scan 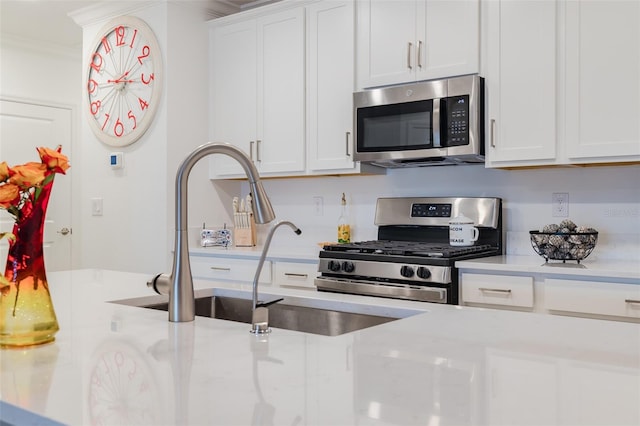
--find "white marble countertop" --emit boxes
[190,244,321,262]
[1,269,639,425]
[456,254,640,281]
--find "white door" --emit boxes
[356,0,417,89]
[307,0,357,172]
[485,0,557,165]
[0,99,73,272]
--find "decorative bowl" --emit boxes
[529,230,598,263]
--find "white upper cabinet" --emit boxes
[307,0,358,172]
[484,0,558,166]
[564,0,640,162]
[209,8,305,178]
[210,20,257,176]
[484,0,640,168]
[356,0,479,89]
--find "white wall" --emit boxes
[76,2,237,275]
[0,38,83,269]
[240,164,640,261]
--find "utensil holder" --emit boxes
[235,217,256,247]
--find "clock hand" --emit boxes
[107,71,134,84]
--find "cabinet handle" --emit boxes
[625,299,640,305]
[407,42,413,69]
[256,139,262,162]
[284,273,308,278]
[249,141,255,160]
[417,40,423,68]
[490,119,496,148]
[210,266,231,271]
[345,131,351,156]
[479,287,512,294]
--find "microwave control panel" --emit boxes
[442,95,469,146]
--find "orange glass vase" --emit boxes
[0,178,59,347]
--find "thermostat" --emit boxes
[110,152,123,169]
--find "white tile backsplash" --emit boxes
[240,164,640,261]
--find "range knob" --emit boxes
[416,267,432,279]
[342,261,355,273]
[327,260,341,272]
[400,265,415,278]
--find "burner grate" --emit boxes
[325,240,495,258]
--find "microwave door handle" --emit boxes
[433,99,441,148]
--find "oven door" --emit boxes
[314,277,451,304]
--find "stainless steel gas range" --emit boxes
[315,197,503,304]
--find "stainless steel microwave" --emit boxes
[353,75,485,168]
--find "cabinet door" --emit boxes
[210,20,257,177]
[307,0,357,172]
[356,0,417,88]
[256,8,305,174]
[485,0,557,166]
[565,0,640,162]
[417,0,479,81]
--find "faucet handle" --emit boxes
[256,297,283,308]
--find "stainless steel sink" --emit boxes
[113,290,421,336]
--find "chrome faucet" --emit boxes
[149,142,275,322]
[251,220,302,334]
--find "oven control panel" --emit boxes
[318,258,451,284]
[411,203,452,218]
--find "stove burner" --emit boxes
[324,240,494,259]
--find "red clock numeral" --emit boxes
[101,113,110,131]
[128,110,137,130]
[115,26,126,46]
[137,45,150,65]
[141,73,154,85]
[101,37,111,53]
[91,100,102,115]
[138,97,149,111]
[87,79,98,94]
[114,118,125,137]
[129,29,138,48]
[90,53,103,73]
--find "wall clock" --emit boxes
[84,16,163,147]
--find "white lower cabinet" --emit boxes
[545,278,640,320]
[272,261,318,290]
[190,255,272,284]
[189,253,319,290]
[461,273,534,309]
[460,269,640,322]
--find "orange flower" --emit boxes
[0,183,21,208]
[9,162,47,189]
[37,145,69,174]
[0,162,10,182]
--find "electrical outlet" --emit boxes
[313,196,323,216]
[552,193,569,217]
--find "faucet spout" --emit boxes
[154,142,276,322]
[251,220,302,334]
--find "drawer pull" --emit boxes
[284,273,308,278]
[479,287,512,294]
[210,266,231,271]
[625,299,640,305]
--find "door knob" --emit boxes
[57,227,71,235]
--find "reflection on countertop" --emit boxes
[0,269,638,425]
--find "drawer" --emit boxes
[545,279,640,319]
[462,273,534,308]
[273,261,318,290]
[190,256,271,283]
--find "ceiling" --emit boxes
[0,0,272,51]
